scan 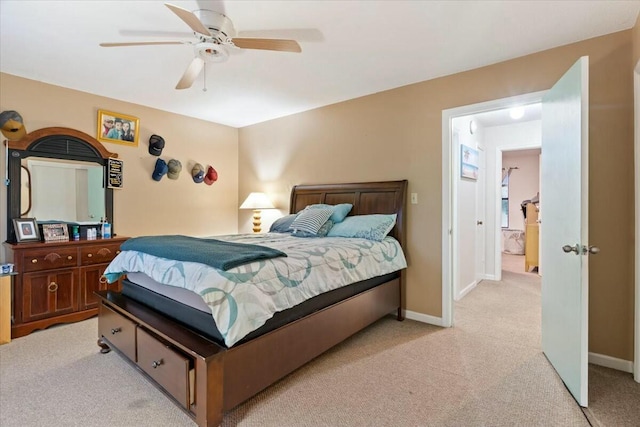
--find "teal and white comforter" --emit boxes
[104,233,407,347]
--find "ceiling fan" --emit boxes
[100,3,302,90]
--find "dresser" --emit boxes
[524,203,539,272]
[4,237,128,338]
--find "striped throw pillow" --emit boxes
[289,207,333,235]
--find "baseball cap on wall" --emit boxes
[0,110,27,141]
[192,163,205,183]
[204,166,218,185]
[152,158,168,181]
[167,159,182,179]
[149,134,165,156]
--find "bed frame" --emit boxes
[95,180,407,426]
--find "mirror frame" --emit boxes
[6,127,118,243]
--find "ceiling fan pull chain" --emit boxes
[203,63,207,92]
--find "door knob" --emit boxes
[562,244,580,255]
[477,221,483,225]
[582,245,600,255]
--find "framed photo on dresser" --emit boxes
[42,223,70,242]
[12,218,40,243]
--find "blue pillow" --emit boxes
[289,207,333,235]
[269,214,297,233]
[306,203,353,223]
[327,214,397,241]
[292,220,334,238]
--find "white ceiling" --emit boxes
[1,1,638,128]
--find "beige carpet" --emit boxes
[0,264,636,426]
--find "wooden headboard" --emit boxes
[289,180,408,247]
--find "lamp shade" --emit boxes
[240,192,274,210]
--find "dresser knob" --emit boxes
[152,359,163,369]
[31,259,38,264]
[116,250,121,255]
[111,327,121,335]
[67,256,73,260]
[87,254,93,258]
[99,275,108,284]
[48,282,58,292]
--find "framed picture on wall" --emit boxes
[97,109,139,147]
[12,218,40,243]
[460,144,479,180]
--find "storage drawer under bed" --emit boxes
[136,327,194,410]
[98,304,137,361]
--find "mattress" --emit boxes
[105,233,408,346]
[122,271,399,347]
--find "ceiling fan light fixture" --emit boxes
[509,107,525,120]
[196,42,229,63]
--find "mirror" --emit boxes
[21,158,106,222]
[6,127,117,243]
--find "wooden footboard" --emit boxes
[96,278,400,426]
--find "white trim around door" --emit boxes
[634,60,639,383]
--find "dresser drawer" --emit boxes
[98,304,137,361]
[137,327,192,409]
[81,242,122,266]
[22,247,78,272]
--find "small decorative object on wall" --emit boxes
[12,218,40,243]
[97,109,139,147]
[42,223,70,243]
[107,158,124,189]
[460,144,479,180]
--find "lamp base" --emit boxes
[252,210,262,233]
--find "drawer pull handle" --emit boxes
[48,282,58,292]
[99,276,108,284]
[111,327,121,334]
[116,250,121,255]
[152,359,163,369]
[67,255,73,260]
[31,259,38,264]
[87,254,93,258]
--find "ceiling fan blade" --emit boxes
[232,38,301,53]
[176,57,205,90]
[100,41,186,47]
[165,3,211,36]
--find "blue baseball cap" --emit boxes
[152,158,168,181]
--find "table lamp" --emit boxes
[240,192,274,233]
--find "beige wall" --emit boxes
[0,74,240,244]
[239,30,635,361]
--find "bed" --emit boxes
[95,180,408,426]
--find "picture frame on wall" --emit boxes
[12,218,40,243]
[460,144,479,180]
[97,109,139,147]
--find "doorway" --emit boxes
[442,91,545,326]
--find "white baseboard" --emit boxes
[588,352,633,373]
[483,274,497,281]
[455,280,477,301]
[404,310,446,327]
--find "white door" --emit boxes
[476,145,486,280]
[540,56,590,406]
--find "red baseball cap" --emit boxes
[204,166,218,185]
